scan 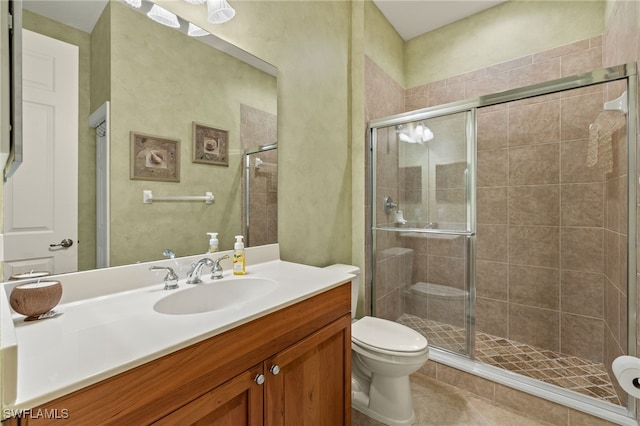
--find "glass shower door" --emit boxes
[371,110,475,356]
[243,144,278,247]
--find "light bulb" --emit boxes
[123,0,141,7]
[188,23,209,37]
[147,5,180,28]
[422,127,434,142]
[207,0,235,24]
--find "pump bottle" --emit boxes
[207,232,219,253]
[233,235,246,275]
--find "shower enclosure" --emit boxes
[243,143,277,247]
[368,63,637,422]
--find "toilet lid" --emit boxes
[352,316,428,353]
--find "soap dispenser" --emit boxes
[233,235,246,275]
[207,232,219,253]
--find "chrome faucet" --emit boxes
[211,255,230,280]
[149,266,179,290]
[186,258,214,284]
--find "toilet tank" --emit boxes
[324,264,360,318]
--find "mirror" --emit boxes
[6,0,277,276]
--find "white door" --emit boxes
[1,29,78,279]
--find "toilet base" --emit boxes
[351,375,416,426]
[352,396,415,426]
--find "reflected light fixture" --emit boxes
[188,23,209,37]
[422,126,434,142]
[183,0,206,3]
[414,122,434,143]
[207,0,236,24]
[147,4,180,28]
[123,0,141,7]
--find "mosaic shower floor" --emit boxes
[397,313,621,405]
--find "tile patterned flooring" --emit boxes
[352,373,557,426]
[397,314,621,406]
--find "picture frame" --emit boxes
[130,132,180,182]
[192,122,229,166]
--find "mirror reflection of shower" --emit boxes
[243,143,278,247]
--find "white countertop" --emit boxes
[0,245,354,415]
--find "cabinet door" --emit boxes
[153,364,264,426]
[265,315,351,426]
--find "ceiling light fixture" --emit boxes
[207,0,235,24]
[187,23,209,37]
[147,4,180,28]
[123,0,141,8]
[183,0,206,4]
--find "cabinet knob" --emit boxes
[254,374,265,385]
[270,365,280,375]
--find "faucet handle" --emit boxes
[150,266,179,290]
[211,255,230,280]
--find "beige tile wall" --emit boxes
[364,0,639,420]
[402,37,618,366]
[368,32,633,408]
[365,56,406,318]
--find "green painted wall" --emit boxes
[108,2,276,265]
[21,3,277,268]
[405,0,606,88]
[159,0,353,267]
[364,0,404,87]
[90,6,110,114]
[11,0,610,271]
[159,0,606,269]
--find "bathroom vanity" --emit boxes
[0,245,353,425]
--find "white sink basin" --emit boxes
[153,277,278,315]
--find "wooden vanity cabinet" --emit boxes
[265,315,351,425]
[17,283,351,426]
[153,364,265,425]
[156,315,351,426]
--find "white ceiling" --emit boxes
[372,0,508,40]
[23,0,108,33]
[23,0,506,41]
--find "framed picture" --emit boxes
[192,122,229,166]
[130,132,180,182]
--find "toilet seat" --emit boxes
[352,316,428,355]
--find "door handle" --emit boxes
[50,238,73,249]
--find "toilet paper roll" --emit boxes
[612,355,640,399]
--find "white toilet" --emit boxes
[325,264,429,426]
